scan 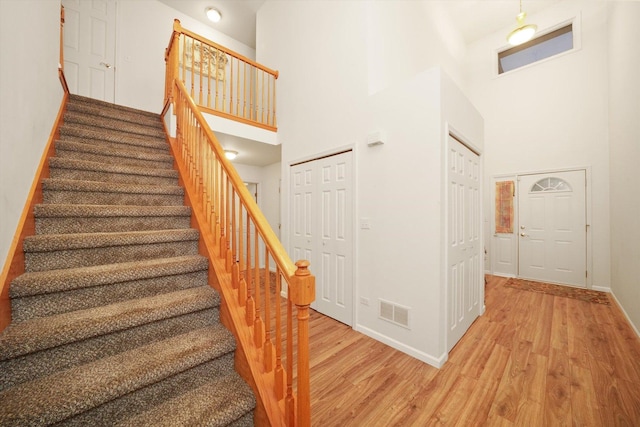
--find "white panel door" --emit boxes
[447,136,482,352]
[290,151,353,326]
[62,0,116,102]
[518,170,586,287]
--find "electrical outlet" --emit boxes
[360,218,371,230]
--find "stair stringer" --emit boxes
[164,131,286,427]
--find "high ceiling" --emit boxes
[157,0,563,48]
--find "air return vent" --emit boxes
[379,299,410,329]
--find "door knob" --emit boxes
[100,62,112,69]
[520,232,528,237]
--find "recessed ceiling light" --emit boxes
[206,7,222,23]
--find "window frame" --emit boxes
[494,15,581,77]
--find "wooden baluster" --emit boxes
[215,48,220,112]
[212,152,218,239]
[273,71,278,128]
[243,62,247,118]
[207,48,212,108]
[181,35,186,87]
[220,172,227,259]
[245,214,254,326]
[254,227,264,347]
[274,269,285,399]
[263,253,273,372]
[285,291,295,425]
[267,73,271,126]
[236,58,241,118]
[231,189,239,289]
[190,38,195,99]
[291,260,315,427]
[225,175,232,271]
[261,70,266,124]
[222,53,227,113]
[238,202,246,306]
[198,41,203,105]
[229,56,234,116]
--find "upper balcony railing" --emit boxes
[165,20,277,132]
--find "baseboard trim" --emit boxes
[354,324,447,368]
[609,291,640,338]
[592,285,611,293]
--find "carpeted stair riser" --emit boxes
[55,140,173,169]
[0,308,220,392]
[59,353,247,427]
[64,110,166,139]
[0,286,218,361]
[60,124,169,153]
[0,325,237,426]
[58,134,173,157]
[48,157,179,186]
[24,230,199,272]
[42,179,185,207]
[12,269,208,322]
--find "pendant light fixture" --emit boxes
[507,0,537,46]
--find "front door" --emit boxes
[62,0,116,102]
[290,151,353,326]
[447,135,482,352]
[518,170,586,287]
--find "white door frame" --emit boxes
[286,145,356,326]
[490,166,593,288]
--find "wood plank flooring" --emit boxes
[307,275,640,426]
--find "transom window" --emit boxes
[498,23,574,74]
[530,177,572,193]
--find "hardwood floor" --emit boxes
[306,275,640,426]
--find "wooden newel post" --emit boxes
[291,260,315,427]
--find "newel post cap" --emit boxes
[291,260,315,306]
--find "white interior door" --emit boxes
[447,136,482,352]
[290,151,353,326]
[518,170,586,287]
[62,0,116,102]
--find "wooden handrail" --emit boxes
[165,20,278,131]
[170,78,313,426]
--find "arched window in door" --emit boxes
[530,177,572,193]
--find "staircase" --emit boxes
[0,95,256,426]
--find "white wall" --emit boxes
[115,0,256,113]
[0,0,64,268]
[257,0,477,365]
[465,0,611,289]
[608,2,640,333]
[234,162,281,239]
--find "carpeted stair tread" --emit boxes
[115,372,256,427]
[65,100,162,128]
[58,353,247,427]
[34,204,192,234]
[23,228,200,271]
[0,324,236,426]
[64,110,165,139]
[68,94,160,120]
[34,204,191,219]
[55,138,174,165]
[42,178,185,207]
[11,254,208,298]
[49,157,178,181]
[60,123,168,153]
[0,309,220,392]
[0,286,218,361]
[58,134,171,157]
[23,228,198,253]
